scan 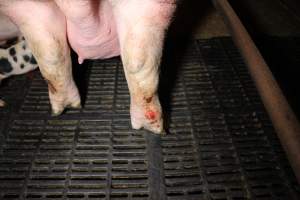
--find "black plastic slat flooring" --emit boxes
[0,38,299,200]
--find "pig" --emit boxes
[0,12,38,107]
[0,0,177,134]
[0,36,38,107]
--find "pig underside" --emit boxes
[0,0,176,133]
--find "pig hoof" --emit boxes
[0,99,6,107]
[52,100,82,116]
[67,101,82,109]
[131,120,164,134]
[49,84,81,116]
[51,109,64,117]
[131,117,143,130]
[130,95,165,134]
[130,106,164,134]
[145,123,164,134]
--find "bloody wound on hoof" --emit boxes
[145,110,156,120]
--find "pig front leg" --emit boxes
[111,0,176,134]
[23,18,81,116]
[29,33,81,116]
[1,1,81,115]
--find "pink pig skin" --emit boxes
[54,0,120,64]
[0,0,176,133]
[0,0,82,115]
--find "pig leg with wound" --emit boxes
[111,0,176,133]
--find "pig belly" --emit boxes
[59,0,175,63]
[55,0,120,63]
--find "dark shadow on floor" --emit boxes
[159,0,211,128]
[71,51,91,107]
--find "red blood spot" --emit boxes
[145,110,156,120]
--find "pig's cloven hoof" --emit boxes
[130,97,164,134]
[66,101,82,109]
[47,84,82,115]
[0,99,6,107]
[51,109,64,117]
[51,99,82,116]
[49,82,81,116]
[131,117,164,134]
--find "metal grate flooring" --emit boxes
[0,38,299,199]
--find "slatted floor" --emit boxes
[0,38,299,199]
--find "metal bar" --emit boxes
[212,0,300,182]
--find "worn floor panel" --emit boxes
[0,38,299,200]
